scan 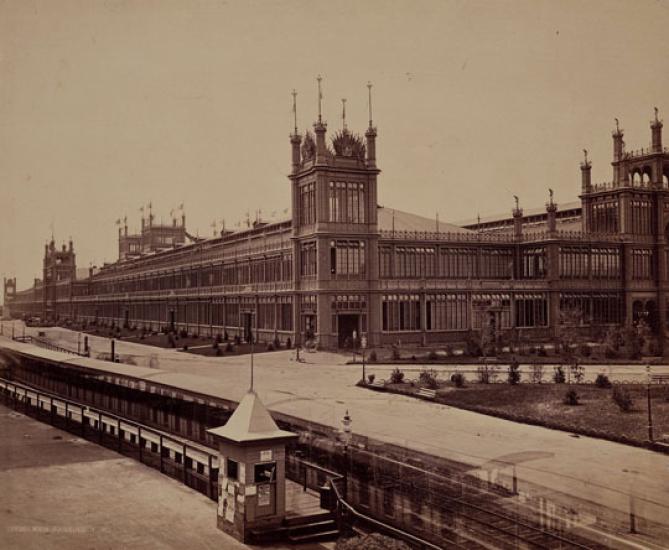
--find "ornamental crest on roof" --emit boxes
[301,131,316,162]
[331,129,366,160]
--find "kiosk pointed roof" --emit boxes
[207,390,296,444]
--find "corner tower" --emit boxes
[289,78,381,349]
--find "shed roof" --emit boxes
[207,390,296,444]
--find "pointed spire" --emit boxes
[655,107,659,123]
[291,89,298,135]
[317,74,323,123]
[367,81,373,128]
[342,98,347,131]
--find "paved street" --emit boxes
[3,322,669,548]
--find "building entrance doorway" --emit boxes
[242,312,254,343]
[338,314,359,348]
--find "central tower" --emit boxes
[289,79,381,348]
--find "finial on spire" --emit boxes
[342,98,347,130]
[514,195,519,210]
[367,81,373,127]
[291,89,298,135]
[615,118,620,132]
[317,75,323,123]
[583,148,588,164]
[655,107,659,122]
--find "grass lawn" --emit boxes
[383,382,669,446]
[77,326,286,357]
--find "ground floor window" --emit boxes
[426,293,468,330]
[382,294,421,331]
[514,293,548,327]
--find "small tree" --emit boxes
[612,386,634,412]
[595,373,612,388]
[391,344,401,360]
[623,327,642,360]
[390,368,405,384]
[451,372,465,388]
[477,364,498,384]
[419,368,439,389]
[553,365,566,384]
[563,389,579,406]
[530,364,544,384]
[368,350,378,363]
[570,362,585,384]
[507,358,521,385]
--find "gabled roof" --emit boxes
[377,206,473,234]
[207,390,296,444]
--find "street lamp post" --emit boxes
[646,363,654,442]
[361,334,367,384]
[340,410,352,501]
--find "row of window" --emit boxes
[85,254,293,296]
[73,297,294,331]
[298,181,368,226]
[380,292,622,331]
[559,247,621,279]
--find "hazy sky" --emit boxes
[1,0,668,293]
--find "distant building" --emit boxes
[6,100,669,351]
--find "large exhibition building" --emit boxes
[5,97,669,351]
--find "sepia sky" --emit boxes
[1,0,669,294]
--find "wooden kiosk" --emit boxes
[207,390,297,543]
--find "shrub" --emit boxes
[530,364,544,384]
[528,345,537,355]
[579,343,592,358]
[507,358,521,385]
[612,386,634,412]
[648,339,661,357]
[234,335,241,345]
[451,372,465,388]
[427,350,439,361]
[419,369,439,389]
[368,350,378,363]
[182,344,188,351]
[390,368,405,384]
[595,373,612,388]
[465,336,482,357]
[477,365,498,384]
[223,331,229,341]
[570,364,585,384]
[266,342,274,351]
[604,346,620,359]
[225,342,234,353]
[367,373,376,384]
[410,355,417,362]
[391,345,401,360]
[553,365,566,384]
[167,334,176,348]
[286,337,292,349]
[563,389,579,406]
[215,348,222,356]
